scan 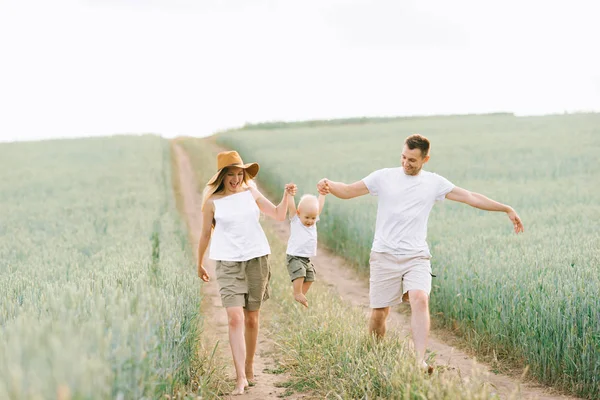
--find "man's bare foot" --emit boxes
[421,361,434,375]
[294,292,308,308]
[232,378,248,395]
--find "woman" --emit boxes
[197,150,295,395]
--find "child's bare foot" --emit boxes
[232,378,248,395]
[294,293,308,308]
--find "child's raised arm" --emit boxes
[287,189,297,219]
[318,194,326,214]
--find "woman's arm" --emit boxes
[250,183,296,222]
[197,200,214,281]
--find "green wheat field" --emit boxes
[1,112,598,399]
[0,137,208,398]
[217,113,600,398]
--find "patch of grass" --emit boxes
[183,341,230,398]
[264,366,287,375]
[169,142,187,224]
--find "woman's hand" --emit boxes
[285,183,297,196]
[197,264,210,282]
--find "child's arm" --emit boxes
[287,190,297,219]
[318,194,326,215]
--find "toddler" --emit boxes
[285,192,326,307]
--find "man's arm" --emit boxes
[317,178,369,199]
[446,186,524,233]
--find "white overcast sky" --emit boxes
[1,0,599,142]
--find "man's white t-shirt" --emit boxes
[362,168,454,255]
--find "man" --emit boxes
[316,134,524,371]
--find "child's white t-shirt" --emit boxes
[286,215,319,257]
[362,167,454,256]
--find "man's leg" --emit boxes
[243,309,260,381]
[226,306,248,395]
[407,290,430,363]
[369,307,390,339]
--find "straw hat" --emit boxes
[207,151,259,185]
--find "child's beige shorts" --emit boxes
[215,255,271,311]
[369,251,433,308]
[286,254,316,282]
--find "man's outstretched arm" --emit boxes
[446,186,524,233]
[317,178,369,199]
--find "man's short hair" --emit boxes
[405,134,430,157]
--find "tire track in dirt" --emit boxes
[173,144,304,399]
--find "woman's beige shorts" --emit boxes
[369,251,433,308]
[215,255,271,311]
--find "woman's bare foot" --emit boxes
[232,378,249,395]
[245,363,254,382]
[294,292,308,308]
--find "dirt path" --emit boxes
[173,145,302,399]
[174,142,579,400]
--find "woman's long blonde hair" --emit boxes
[201,167,253,227]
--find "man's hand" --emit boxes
[197,265,210,282]
[285,183,297,196]
[507,208,524,234]
[317,178,330,195]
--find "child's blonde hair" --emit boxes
[297,194,319,212]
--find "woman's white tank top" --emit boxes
[209,190,271,261]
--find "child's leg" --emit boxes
[302,281,313,294]
[292,278,308,307]
[302,260,316,295]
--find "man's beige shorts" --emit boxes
[215,255,271,311]
[369,251,433,308]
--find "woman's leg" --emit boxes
[244,309,260,380]
[243,255,270,381]
[226,306,248,395]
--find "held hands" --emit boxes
[285,183,297,196]
[507,208,524,234]
[317,178,330,195]
[197,264,210,282]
